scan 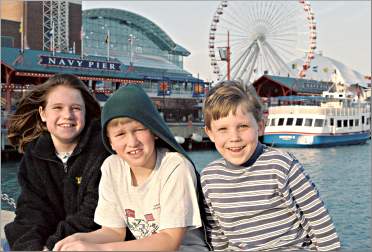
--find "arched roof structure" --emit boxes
[84,8,190,56]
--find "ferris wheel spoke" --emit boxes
[219,16,251,35]
[265,2,281,29]
[226,42,256,80]
[258,41,279,74]
[222,4,253,34]
[264,40,293,74]
[270,7,303,35]
[233,43,258,81]
[261,1,276,25]
[243,48,260,84]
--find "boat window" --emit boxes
[270,118,276,126]
[337,120,342,127]
[362,116,365,124]
[286,118,294,126]
[349,119,354,127]
[314,119,324,127]
[278,118,284,126]
[295,118,303,126]
[330,118,334,126]
[367,118,370,125]
[355,119,359,126]
[324,119,327,126]
[304,118,313,127]
[343,120,348,127]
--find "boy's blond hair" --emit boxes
[203,80,263,129]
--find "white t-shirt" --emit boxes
[94,148,208,250]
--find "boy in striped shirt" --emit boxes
[201,81,340,251]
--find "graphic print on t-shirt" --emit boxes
[125,208,159,239]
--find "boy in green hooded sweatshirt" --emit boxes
[54,84,210,251]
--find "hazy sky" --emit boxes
[83,1,371,81]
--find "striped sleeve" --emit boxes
[201,170,229,251]
[280,156,341,251]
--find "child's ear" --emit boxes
[204,126,215,143]
[39,106,46,122]
[258,120,265,136]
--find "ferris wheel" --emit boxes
[209,0,317,84]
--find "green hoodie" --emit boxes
[101,84,211,249]
[101,84,190,162]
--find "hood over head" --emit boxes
[101,84,192,164]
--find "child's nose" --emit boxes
[62,108,74,118]
[127,133,139,146]
[229,129,241,141]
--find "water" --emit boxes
[2,142,371,250]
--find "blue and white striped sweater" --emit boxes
[201,143,340,251]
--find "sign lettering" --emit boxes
[39,55,121,71]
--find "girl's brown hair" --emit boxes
[7,74,101,153]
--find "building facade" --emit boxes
[1,0,82,53]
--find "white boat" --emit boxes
[263,91,371,147]
[174,135,185,144]
[191,133,203,143]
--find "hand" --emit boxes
[53,240,102,251]
[53,233,84,251]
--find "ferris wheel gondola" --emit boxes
[209,0,317,84]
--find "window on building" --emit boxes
[295,118,303,126]
[362,116,365,124]
[270,118,276,126]
[278,118,284,126]
[286,118,294,126]
[314,119,324,127]
[349,119,354,127]
[330,118,334,126]
[304,118,313,127]
[343,120,348,127]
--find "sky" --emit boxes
[82,1,371,82]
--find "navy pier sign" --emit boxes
[39,55,121,71]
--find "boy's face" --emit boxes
[107,118,157,171]
[205,104,264,166]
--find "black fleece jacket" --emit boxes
[4,119,110,251]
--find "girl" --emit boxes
[4,74,111,250]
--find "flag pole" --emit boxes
[20,16,24,53]
[51,21,55,56]
[107,29,110,61]
[80,26,84,58]
[227,31,231,81]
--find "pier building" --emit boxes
[1,1,209,151]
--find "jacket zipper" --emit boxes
[63,162,68,173]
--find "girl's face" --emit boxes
[39,85,86,150]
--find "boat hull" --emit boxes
[263,131,370,147]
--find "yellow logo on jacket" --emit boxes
[75,177,82,185]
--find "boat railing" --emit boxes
[269,105,370,117]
